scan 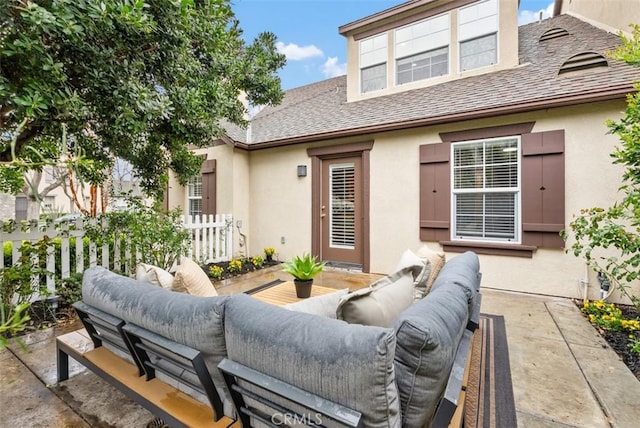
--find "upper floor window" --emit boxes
[452,136,520,242]
[187,176,202,217]
[360,33,387,93]
[395,13,450,85]
[459,0,498,71]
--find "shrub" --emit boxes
[209,265,224,280]
[85,198,190,272]
[227,259,243,274]
[251,255,264,268]
[582,300,640,332]
[56,273,84,308]
[629,335,640,354]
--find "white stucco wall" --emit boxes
[244,100,640,303]
[248,145,315,262]
[558,0,640,36]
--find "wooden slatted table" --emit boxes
[252,281,337,305]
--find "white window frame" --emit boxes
[458,0,499,72]
[395,13,450,85]
[359,33,387,93]
[187,175,202,218]
[451,136,521,243]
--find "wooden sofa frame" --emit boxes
[56,302,237,428]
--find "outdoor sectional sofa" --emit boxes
[56,250,482,428]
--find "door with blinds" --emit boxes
[321,156,363,266]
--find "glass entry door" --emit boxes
[321,156,363,266]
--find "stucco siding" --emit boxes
[243,100,640,303]
[558,0,640,36]
[248,145,314,261]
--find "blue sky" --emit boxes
[232,0,555,90]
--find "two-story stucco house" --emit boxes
[165,0,640,302]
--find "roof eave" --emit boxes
[338,0,437,36]
[243,84,635,151]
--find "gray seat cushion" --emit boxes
[393,283,470,427]
[224,293,401,428]
[81,266,233,418]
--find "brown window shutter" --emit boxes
[419,142,451,241]
[521,130,565,248]
[201,159,216,216]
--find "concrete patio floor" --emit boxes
[2,266,640,427]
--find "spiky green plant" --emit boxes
[282,253,325,281]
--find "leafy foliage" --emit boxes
[227,258,243,274]
[582,300,640,332]
[84,198,190,271]
[0,240,50,309]
[0,302,30,349]
[563,25,640,311]
[0,239,51,347]
[0,0,285,198]
[251,255,264,268]
[282,253,325,281]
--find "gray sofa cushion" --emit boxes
[431,251,480,310]
[81,266,233,418]
[393,283,470,427]
[225,294,401,428]
[283,288,348,318]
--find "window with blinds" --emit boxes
[187,176,202,217]
[459,0,498,71]
[360,33,387,93]
[452,137,520,242]
[330,163,356,249]
[395,12,449,85]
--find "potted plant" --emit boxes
[264,247,276,262]
[282,253,326,298]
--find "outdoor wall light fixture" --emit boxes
[297,165,307,177]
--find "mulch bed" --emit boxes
[204,258,281,281]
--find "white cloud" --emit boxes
[321,57,346,78]
[518,2,554,25]
[276,42,323,61]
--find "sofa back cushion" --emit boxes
[81,266,233,417]
[336,267,415,327]
[393,283,470,427]
[431,251,481,313]
[224,294,401,428]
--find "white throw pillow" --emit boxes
[284,289,349,318]
[172,257,218,297]
[393,249,432,301]
[135,263,174,289]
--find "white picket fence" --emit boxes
[0,213,233,298]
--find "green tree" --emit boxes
[563,25,640,310]
[0,0,285,204]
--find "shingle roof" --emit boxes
[240,14,640,147]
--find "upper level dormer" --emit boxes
[339,0,519,102]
